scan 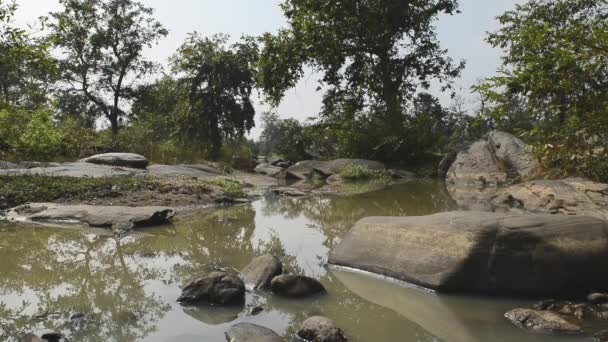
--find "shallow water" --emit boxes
[0,180,602,341]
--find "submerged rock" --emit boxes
[241,254,283,290]
[504,308,582,334]
[270,274,325,298]
[329,211,608,296]
[5,203,175,228]
[297,316,347,342]
[225,323,282,342]
[178,272,245,306]
[81,153,149,169]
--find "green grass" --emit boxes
[0,175,160,209]
[339,163,375,180]
[202,178,245,198]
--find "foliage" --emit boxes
[170,33,258,158]
[477,0,608,181]
[339,164,374,180]
[0,108,64,161]
[259,112,310,161]
[219,140,256,171]
[0,175,159,209]
[203,178,245,198]
[48,0,168,146]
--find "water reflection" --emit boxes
[1,181,588,342]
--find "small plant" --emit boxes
[203,178,245,198]
[339,163,374,180]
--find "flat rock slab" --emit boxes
[254,163,284,177]
[148,164,219,179]
[0,162,147,178]
[505,308,582,334]
[81,153,149,169]
[225,323,282,342]
[329,211,608,296]
[282,159,385,180]
[5,203,175,228]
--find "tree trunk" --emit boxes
[109,114,119,150]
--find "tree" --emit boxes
[259,112,309,161]
[48,0,168,147]
[0,0,56,109]
[171,34,258,158]
[476,0,608,181]
[258,0,464,139]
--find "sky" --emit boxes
[14,0,523,138]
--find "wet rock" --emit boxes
[178,272,245,306]
[328,211,608,296]
[225,323,282,342]
[592,330,608,342]
[588,293,608,304]
[248,305,264,316]
[254,164,284,177]
[270,187,309,197]
[241,254,283,290]
[504,308,582,334]
[270,274,326,298]
[492,178,608,220]
[82,153,149,169]
[5,203,175,228]
[297,316,347,342]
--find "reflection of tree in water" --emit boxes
[262,180,456,249]
[0,226,170,342]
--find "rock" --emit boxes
[241,254,283,290]
[5,203,175,228]
[492,178,608,220]
[40,333,65,342]
[504,308,582,334]
[0,162,148,178]
[328,211,608,296]
[225,323,282,342]
[282,160,329,180]
[178,272,245,306]
[0,160,19,169]
[81,153,149,169]
[254,163,284,177]
[282,159,385,180]
[270,274,325,297]
[297,316,347,342]
[488,131,538,179]
[268,157,290,167]
[270,187,309,197]
[588,293,608,304]
[148,164,219,179]
[20,334,43,342]
[593,330,608,342]
[388,169,416,179]
[438,151,458,179]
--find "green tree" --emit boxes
[259,112,309,161]
[258,0,464,140]
[48,0,168,147]
[476,0,608,181]
[0,0,56,109]
[170,34,258,158]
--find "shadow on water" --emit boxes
[0,180,593,341]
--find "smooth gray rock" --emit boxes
[178,272,245,306]
[82,153,149,169]
[148,164,218,179]
[297,316,347,342]
[282,159,385,180]
[504,308,582,334]
[5,203,175,228]
[0,162,147,178]
[329,212,608,296]
[225,323,282,342]
[488,131,538,179]
[282,160,329,180]
[270,274,325,297]
[254,163,284,177]
[492,178,608,220]
[241,255,283,290]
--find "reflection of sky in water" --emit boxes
[251,199,329,277]
[0,182,601,341]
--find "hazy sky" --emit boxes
[14,0,523,138]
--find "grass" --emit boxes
[0,175,160,209]
[338,163,391,181]
[202,178,245,198]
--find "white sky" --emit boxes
[14,0,523,138]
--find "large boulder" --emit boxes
[270,274,326,297]
[82,153,150,169]
[281,159,385,180]
[329,211,608,296]
[5,203,175,228]
[178,272,245,306]
[445,131,538,209]
[281,160,329,180]
[225,323,282,342]
[241,254,283,290]
[254,163,284,178]
[504,308,582,334]
[297,316,348,342]
[492,178,608,220]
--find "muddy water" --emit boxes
[0,181,601,341]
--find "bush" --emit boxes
[339,163,374,180]
[203,178,245,198]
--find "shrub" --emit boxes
[339,163,374,180]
